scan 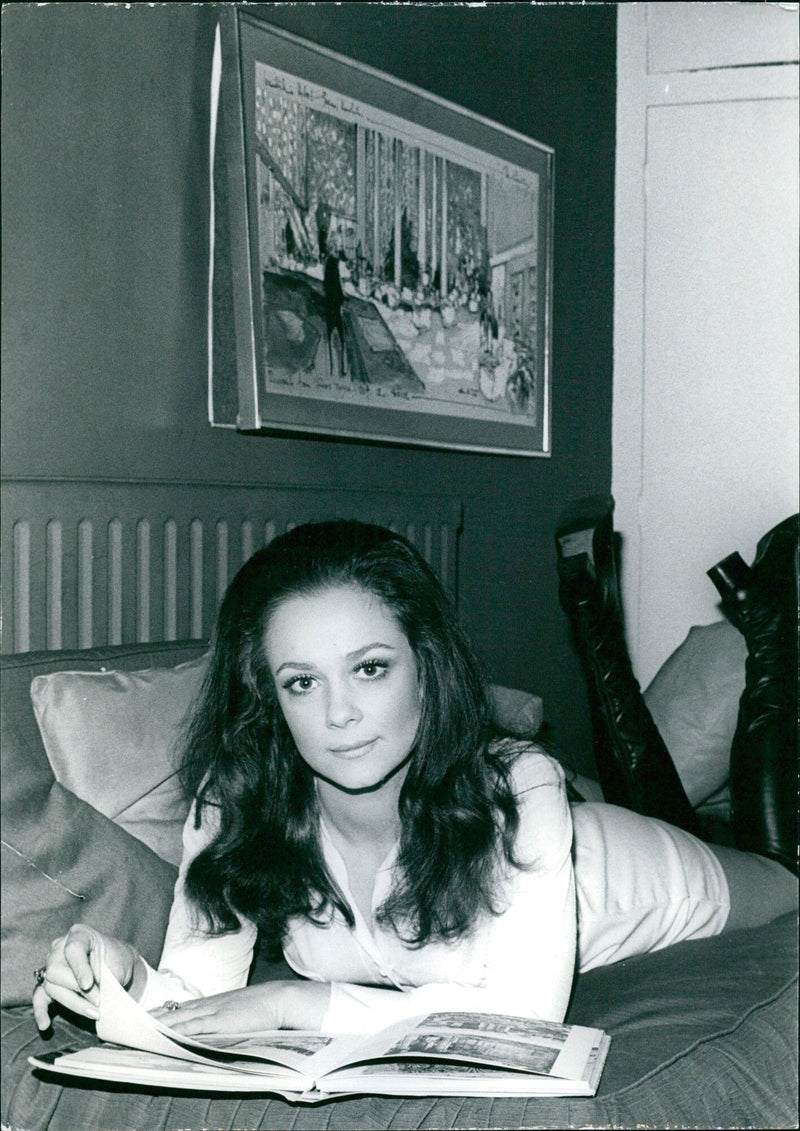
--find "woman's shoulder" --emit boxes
[490,740,572,869]
[489,738,567,797]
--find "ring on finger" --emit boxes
[34,966,47,987]
[163,1000,181,1012]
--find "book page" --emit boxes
[321,1011,606,1082]
[94,961,332,1078]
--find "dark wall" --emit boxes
[1,3,616,776]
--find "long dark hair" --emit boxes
[180,520,523,950]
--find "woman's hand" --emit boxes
[150,980,331,1035]
[32,923,139,1032]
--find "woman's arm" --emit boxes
[479,750,577,1018]
[136,797,258,1010]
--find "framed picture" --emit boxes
[213,10,553,456]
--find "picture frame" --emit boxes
[212,9,554,456]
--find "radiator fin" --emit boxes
[136,520,151,644]
[164,519,178,641]
[190,519,204,640]
[12,521,31,654]
[77,520,93,650]
[108,520,123,645]
[46,521,63,651]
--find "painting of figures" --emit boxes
[216,13,553,455]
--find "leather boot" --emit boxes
[556,495,702,836]
[707,514,799,874]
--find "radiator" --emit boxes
[1,479,462,654]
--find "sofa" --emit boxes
[2,639,797,1131]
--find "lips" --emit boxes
[328,738,378,756]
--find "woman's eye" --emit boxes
[355,659,388,679]
[283,674,317,694]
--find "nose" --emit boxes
[325,679,362,729]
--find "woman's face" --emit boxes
[264,584,422,793]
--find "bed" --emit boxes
[2,478,797,1130]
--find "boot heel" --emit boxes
[555,495,615,582]
[707,552,751,605]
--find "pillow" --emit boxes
[30,654,208,865]
[489,684,544,737]
[0,709,177,1007]
[643,621,746,807]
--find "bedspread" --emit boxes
[3,912,797,1131]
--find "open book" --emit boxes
[29,962,610,1102]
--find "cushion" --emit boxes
[0,706,177,1008]
[29,654,208,865]
[643,621,746,807]
[489,684,543,736]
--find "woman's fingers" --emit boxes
[47,961,100,1007]
[159,1012,225,1037]
[150,1003,187,1022]
[32,973,100,1032]
[151,988,282,1034]
[50,929,102,1003]
[150,1004,215,1035]
[151,1001,250,1033]
[41,977,100,1019]
[151,992,230,1024]
[32,984,53,1031]
[63,924,103,992]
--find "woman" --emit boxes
[33,521,797,1037]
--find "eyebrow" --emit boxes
[274,642,396,676]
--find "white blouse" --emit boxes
[138,747,729,1033]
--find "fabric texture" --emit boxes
[29,653,208,864]
[643,621,746,807]
[4,913,796,1130]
